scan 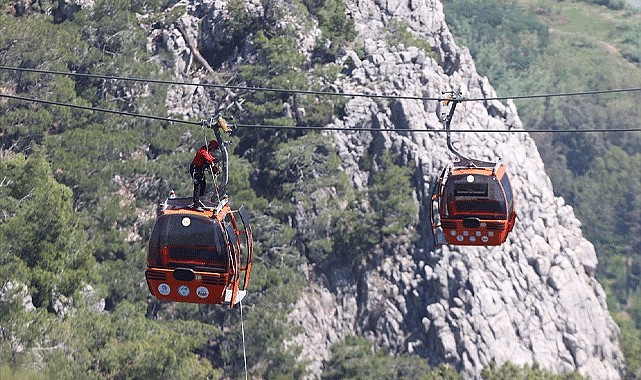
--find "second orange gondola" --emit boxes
[430,160,515,246]
[430,93,516,246]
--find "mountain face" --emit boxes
[162,0,625,378]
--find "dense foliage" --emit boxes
[321,336,587,380]
[322,336,461,380]
[0,0,416,378]
[444,0,641,377]
[578,0,626,9]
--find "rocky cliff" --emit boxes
[160,0,625,378]
[292,0,625,378]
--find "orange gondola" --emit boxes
[430,93,516,246]
[145,116,254,307]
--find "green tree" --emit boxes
[239,31,307,124]
[615,311,641,377]
[444,0,549,80]
[322,335,461,380]
[577,0,625,10]
[572,148,641,302]
[0,282,54,371]
[0,15,90,151]
[0,365,44,380]
[0,150,96,309]
[322,335,398,380]
[481,360,586,380]
[42,302,220,379]
[303,0,356,60]
[369,152,418,239]
[236,29,339,160]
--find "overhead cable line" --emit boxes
[2,65,641,102]
[0,93,199,126]
[0,65,439,101]
[2,92,641,134]
[465,87,641,101]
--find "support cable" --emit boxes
[2,65,641,102]
[2,92,641,133]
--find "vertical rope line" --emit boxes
[240,299,248,380]
[202,120,209,148]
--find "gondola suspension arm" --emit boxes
[438,92,489,168]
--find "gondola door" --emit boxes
[237,206,254,291]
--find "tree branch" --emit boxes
[175,19,214,74]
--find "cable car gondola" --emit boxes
[145,116,254,307]
[430,94,516,246]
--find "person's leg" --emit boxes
[200,177,207,196]
[193,171,204,205]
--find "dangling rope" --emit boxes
[240,298,248,380]
[201,119,210,150]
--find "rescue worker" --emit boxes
[190,139,219,209]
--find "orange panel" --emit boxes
[145,268,231,305]
[440,219,510,246]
